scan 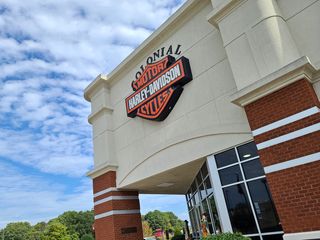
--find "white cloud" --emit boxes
[0,0,187,226]
[0,162,93,228]
[0,0,185,177]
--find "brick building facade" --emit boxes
[85,0,320,239]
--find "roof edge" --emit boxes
[84,0,207,101]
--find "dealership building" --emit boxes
[84,0,320,239]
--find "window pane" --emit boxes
[196,172,203,185]
[190,209,199,234]
[199,184,206,199]
[208,224,214,235]
[194,191,201,205]
[201,163,209,178]
[204,177,213,195]
[247,179,282,233]
[202,200,211,221]
[237,142,258,161]
[223,184,258,234]
[191,182,197,194]
[186,196,190,209]
[263,234,283,240]
[219,165,243,186]
[195,205,202,236]
[215,149,238,168]
[242,159,265,179]
[250,237,261,240]
[186,191,191,201]
[190,196,195,208]
[208,197,222,234]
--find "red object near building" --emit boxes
[154,229,164,237]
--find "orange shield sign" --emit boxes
[125,55,193,121]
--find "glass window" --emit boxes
[202,199,215,235]
[190,196,195,208]
[223,184,258,234]
[186,166,222,238]
[199,183,206,199]
[201,163,209,178]
[207,223,214,235]
[195,141,283,240]
[263,234,283,240]
[219,165,243,186]
[208,196,221,234]
[215,148,238,168]
[191,182,197,194]
[242,159,265,179]
[186,191,191,201]
[204,177,213,195]
[237,142,258,161]
[196,172,203,185]
[186,200,191,210]
[250,237,261,240]
[202,200,210,220]
[194,191,201,205]
[195,205,202,228]
[190,208,199,234]
[247,179,282,233]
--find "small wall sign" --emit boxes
[125,55,193,121]
[121,227,138,234]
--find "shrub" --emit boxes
[172,234,185,240]
[80,233,94,240]
[202,232,250,240]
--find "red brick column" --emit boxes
[92,171,143,240]
[244,79,320,235]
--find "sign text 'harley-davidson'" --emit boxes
[125,55,193,121]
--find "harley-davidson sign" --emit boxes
[125,55,193,121]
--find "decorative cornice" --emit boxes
[83,0,208,92]
[207,0,246,28]
[88,105,113,124]
[231,56,318,107]
[84,74,109,102]
[87,163,118,179]
[313,68,320,82]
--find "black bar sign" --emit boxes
[121,227,137,234]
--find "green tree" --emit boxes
[56,211,94,238]
[25,222,47,240]
[33,222,47,232]
[144,210,167,231]
[42,220,75,240]
[142,221,153,237]
[1,222,32,240]
[144,210,184,233]
[26,228,43,240]
[163,212,184,232]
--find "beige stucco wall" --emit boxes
[112,0,252,188]
[85,0,320,191]
[276,0,320,99]
[277,0,320,69]
[87,0,252,190]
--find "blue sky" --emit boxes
[0,0,188,228]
